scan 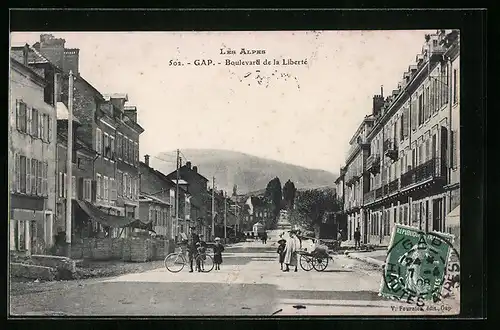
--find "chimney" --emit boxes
[38,34,66,70]
[372,94,385,117]
[144,154,150,167]
[22,43,29,66]
[63,48,80,76]
[380,85,384,98]
[193,166,198,173]
[124,106,137,123]
[186,161,192,169]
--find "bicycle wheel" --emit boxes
[299,254,313,271]
[164,253,186,273]
[312,256,329,272]
[197,254,214,273]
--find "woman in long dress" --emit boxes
[283,231,299,272]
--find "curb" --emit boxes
[348,254,385,268]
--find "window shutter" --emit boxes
[27,107,32,135]
[16,100,20,129]
[47,115,52,142]
[77,177,84,200]
[36,160,41,195]
[91,180,97,202]
[26,158,31,194]
[43,162,48,196]
[14,154,20,192]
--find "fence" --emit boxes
[70,237,174,262]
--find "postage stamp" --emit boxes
[380,224,460,309]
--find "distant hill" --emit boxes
[151,149,337,195]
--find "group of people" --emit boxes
[183,226,225,272]
[276,230,301,272]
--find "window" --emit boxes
[96,128,103,154]
[58,172,63,197]
[47,115,52,142]
[124,138,128,162]
[116,133,122,159]
[123,173,128,197]
[411,97,418,131]
[104,133,109,158]
[440,66,448,108]
[96,174,102,200]
[110,136,115,160]
[42,162,48,196]
[37,160,43,195]
[453,69,458,104]
[16,101,28,133]
[84,179,92,201]
[425,86,431,120]
[117,171,122,196]
[418,93,424,126]
[104,176,109,202]
[40,112,46,140]
[17,155,26,193]
[129,139,133,164]
[129,175,133,197]
[451,130,458,169]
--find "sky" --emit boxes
[10,30,434,173]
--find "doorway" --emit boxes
[432,198,443,232]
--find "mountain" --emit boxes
[151,149,338,195]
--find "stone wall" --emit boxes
[10,263,56,281]
[70,237,173,262]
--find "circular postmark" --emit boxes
[381,226,460,307]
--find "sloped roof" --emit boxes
[56,102,81,124]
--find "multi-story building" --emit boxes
[346,29,461,246]
[166,161,210,233]
[343,116,375,244]
[29,34,145,239]
[9,48,58,255]
[139,155,176,239]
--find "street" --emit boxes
[9,236,459,316]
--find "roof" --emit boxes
[167,165,209,182]
[103,93,128,101]
[139,193,172,206]
[56,102,82,124]
[139,161,189,194]
[10,57,47,87]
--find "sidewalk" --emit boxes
[347,250,388,268]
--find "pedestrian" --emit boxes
[283,230,299,272]
[337,230,343,248]
[195,242,206,272]
[187,226,200,273]
[213,237,225,270]
[277,239,286,270]
[354,227,361,250]
[263,232,268,244]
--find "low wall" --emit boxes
[70,237,173,262]
[31,255,76,273]
[10,263,56,281]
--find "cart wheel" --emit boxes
[312,256,329,272]
[300,254,313,271]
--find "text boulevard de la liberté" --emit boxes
[169,48,308,67]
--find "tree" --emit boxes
[282,180,297,210]
[264,177,282,229]
[294,188,340,237]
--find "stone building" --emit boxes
[337,30,460,246]
[9,48,57,255]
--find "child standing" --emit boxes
[213,237,225,270]
[277,239,286,270]
[195,242,206,272]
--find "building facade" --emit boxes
[9,53,57,255]
[339,30,460,246]
[343,116,374,244]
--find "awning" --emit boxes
[75,200,154,231]
[445,205,460,227]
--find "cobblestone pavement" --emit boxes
[9,240,460,316]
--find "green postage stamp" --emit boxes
[380,224,457,304]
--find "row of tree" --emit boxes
[261,177,341,234]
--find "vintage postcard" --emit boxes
[9,29,460,316]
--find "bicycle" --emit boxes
[164,244,214,273]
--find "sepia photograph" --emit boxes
[9,26,462,317]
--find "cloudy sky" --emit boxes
[11,30,434,173]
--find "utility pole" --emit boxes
[211,176,215,239]
[66,71,74,256]
[175,149,180,236]
[224,191,227,242]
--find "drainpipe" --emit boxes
[446,56,453,217]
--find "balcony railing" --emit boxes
[366,154,380,174]
[388,178,400,194]
[384,139,398,161]
[375,187,383,199]
[400,157,445,188]
[364,190,375,204]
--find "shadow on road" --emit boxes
[278,289,385,301]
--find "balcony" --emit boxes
[388,178,400,194]
[383,139,398,161]
[375,187,383,200]
[364,190,375,204]
[400,157,445,189]
[366,155,380,174]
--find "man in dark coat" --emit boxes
[354,227,361,250]
[187,226,200,272]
